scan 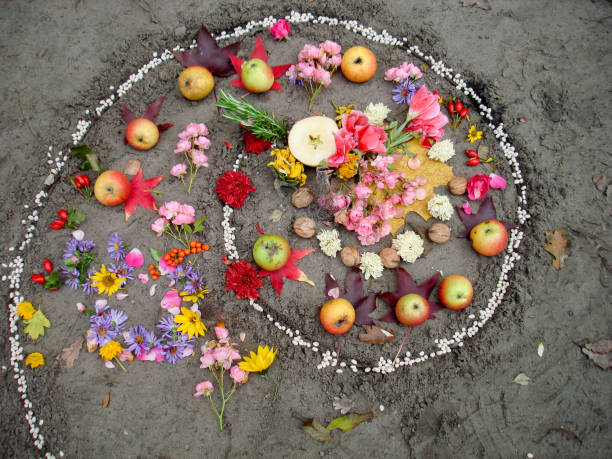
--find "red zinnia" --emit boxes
[215,171,256,209]
[225,260,264,300]
[242,129,272,154]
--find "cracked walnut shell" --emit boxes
[293,217,316,238]
[449,176,467,195]
[428,223,451,243]
[291,187,314,208]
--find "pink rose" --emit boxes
[348,207,364,224]
[353,183,373,200]
[170,163,187,177]
[489,174,507,189]
[197,123,209,136]
[137,347,165,362]
[151,217,168,236]
[356,125,387,154]
[467,174,491,200]
[320,40,341,56]
[298,63,315,79]
[194,380,214,397]
[194,136,211,149]
[342,110,370,133]
[269,19,290,40]
[229,365,248,384]
[331,194,349,211]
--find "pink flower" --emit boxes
[353,183,373,200]
[330,129,355,167]
[401,189,417,205]
[159,201,181,220]
[332,194,349,211]
[355,216,375,237]
[298,62,315,79]
[467,174,491,200]
[320,40,341,56]
[197,123,209,136]
[462,202,472,215]
[174,139,191,153]
[215,326,229,343]
[200,351,215,369]
[489,174,507,189]
[213,346,233,370]
[342,110,370,133]
[348,207,364,224]
[137,347,165,362]
[125,248,144,268]
[192,150,209,167]
[400,62,422,79]
[171,163,188,177]
[161,289,182,315]
[330,54,342,67]
[194,380,214,397]
[384,67,409,82]
[313,68,332,87]
[194,136,211,149]
[269,19,290,40]
[229,365,248,384]
[407,113,448,142]
[138,273,149,284]
[356,125,387,154]
[408,86,442,120]
[151,217,169,236]
[298,44,320,61]
[185,123,203,137]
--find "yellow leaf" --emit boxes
[24,310,51,340]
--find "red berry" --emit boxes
[455,100,463,112]
[49,223,62,230]
[79,175,90,187]
[459,108,469,118]
[31,274,46,284]
[58,209,69,220]
[43,259,53,274]
[53,219,66,228]
[466,157,481,166]
[447,101,455,115]
[465,149,478,158]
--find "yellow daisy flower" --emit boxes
[466,125,482,144]
[17,301,36,320]
[268,148,306,187]
[338,153,359,179]
[91,264,125,297]
[180,286,210,303]
[25,352,45,369]
[99,341,123,361]
[174,307,206,339]
[238,345,277,373]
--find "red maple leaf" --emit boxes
[258,249,314,296]
[226,36,292,92]
[124,169,163,220]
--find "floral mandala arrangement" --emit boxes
[0,12,530,456]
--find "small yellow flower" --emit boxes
[238,345,277,373]
[334,103,355,127]
[174,307,206,339]
[338,153,359,179]
[91,264,125,297]
[268,148,306,186]
[99,341,123,361]
[17,301,36,320]
[180,286,210,303]
[25,352,45,369]
[466,125,482,144]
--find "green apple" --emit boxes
[252,234,291,271]
[438,274,473,311]
[241,58,274,93]
[395,293,429,326]
[469,219,508,256]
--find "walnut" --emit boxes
[293,217,316,238]
[379,248,400,269]
[291,187,314,208]
[340,246,360,267]
[428,223,451,243]
[449,176,467,195]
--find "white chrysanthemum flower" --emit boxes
[427,194,454,221]
[317,229,342,257]
[364,102,391,126]
[359,252,384,279]
[427,139,455,163]
[392,231,424,263]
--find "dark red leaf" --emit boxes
[342,268,364,306]
[413,271,440,300]
[258,249,314,296]
[378,309,399,323]
[428,301,445,319]
[143,97,164,122]
[456,197,516,238]
[325,274,339,299]
[157,123,174,133]
[120,104,137,124]
[173,25,241,77]
[354,294,377,326]
[251,36,268,63]
[124,169,163,220]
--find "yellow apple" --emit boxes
[320,298,355,335]
[341,46,377,83]
[125,118,159,151]
[178,66,215,101]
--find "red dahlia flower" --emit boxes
[215,171,256,209]
[225,260,263,300]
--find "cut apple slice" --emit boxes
[287,116,339,167]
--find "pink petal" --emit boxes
[489,174,507,189]
[104,361,115,369]
[116,292,129,300]
[183,347,194,358]
[462,202,472,215]
[158,257,177,274]
[125,248,144,268]
[72,230,85,241]
[328,287,340,299]
[138,273,149,284]
[415,188,428,200]
[149,284,157,296]
[119,350,133,362]
[76,302,86,313]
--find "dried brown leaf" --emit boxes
[301,418,333,442]
[585,338,612,354]
[582,338,612,370]
[359,325,395,345]
[103,392,111,408]
[327,411,375,432]
[59,336,84,369]
[544,230,570,270]
[460,0,492,10]
[477,143,490,158]
[124,159,141,176]
[592,175,608,193]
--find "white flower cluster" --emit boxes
[392,231,424,263]
[427,139,455,163]
[359,252,384,279]
[427,194,454,221]
[317,229,342,257]
[364,102,391,126]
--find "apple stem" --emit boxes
[392,329,411,367]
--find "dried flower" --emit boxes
[337,153,359,179]
[467,125,483,143]
[427,139,455,163]
[225,260,264,300]
[317,229,342,257]
[364,102,391,126]
[359,252,384,279]
[333,103,356,127]
[268,147,306,187]
[392,231,424,263]
[427,194,454,221]
[215,171,256,209]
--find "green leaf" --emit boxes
[150,248,162,262]
[85,152,100,171]
[24,310,51,340]
[326,411,375,432]
[44,272,60,290]
[70,144,93,160]
[67,207,85,228]
[192,216,207,233]
[79,161,92,171]
[301,418,333,442]
[184,224,193,234]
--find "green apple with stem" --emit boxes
[241,58,275,93]
[252,234,291,271]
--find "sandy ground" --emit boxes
[0,0,610,457]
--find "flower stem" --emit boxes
[114,356,127,373]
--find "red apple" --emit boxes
[438,274,473,311]
[241,58,275,93]
[125,118,160,151]
[469,219,508,256]
[94,170,131,206]
[320,298,355,335]
[341,46,377,83]
[252,234,291,271]
[395,293,429,326]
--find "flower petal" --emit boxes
[125,248,144,268]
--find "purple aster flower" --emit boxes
[392,80,420,105]
[77,239,96,252]
[81,268,97,296]
[92,300,109,318]
[108,262,135,281]
[107,308,128,333]
[164,334,193,364]
[184,269,205,294]
[167,265,188,282]
[64,268,81,290]
[107,232,126,261]
[63,239,79,259]
[144,333,163,352]
[88,315,118,347]
[124,325,154,355]
[156,316,179,337]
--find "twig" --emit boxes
[392,329,411,366]
[15,88,42,142]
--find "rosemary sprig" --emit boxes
[216,89,288,142]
